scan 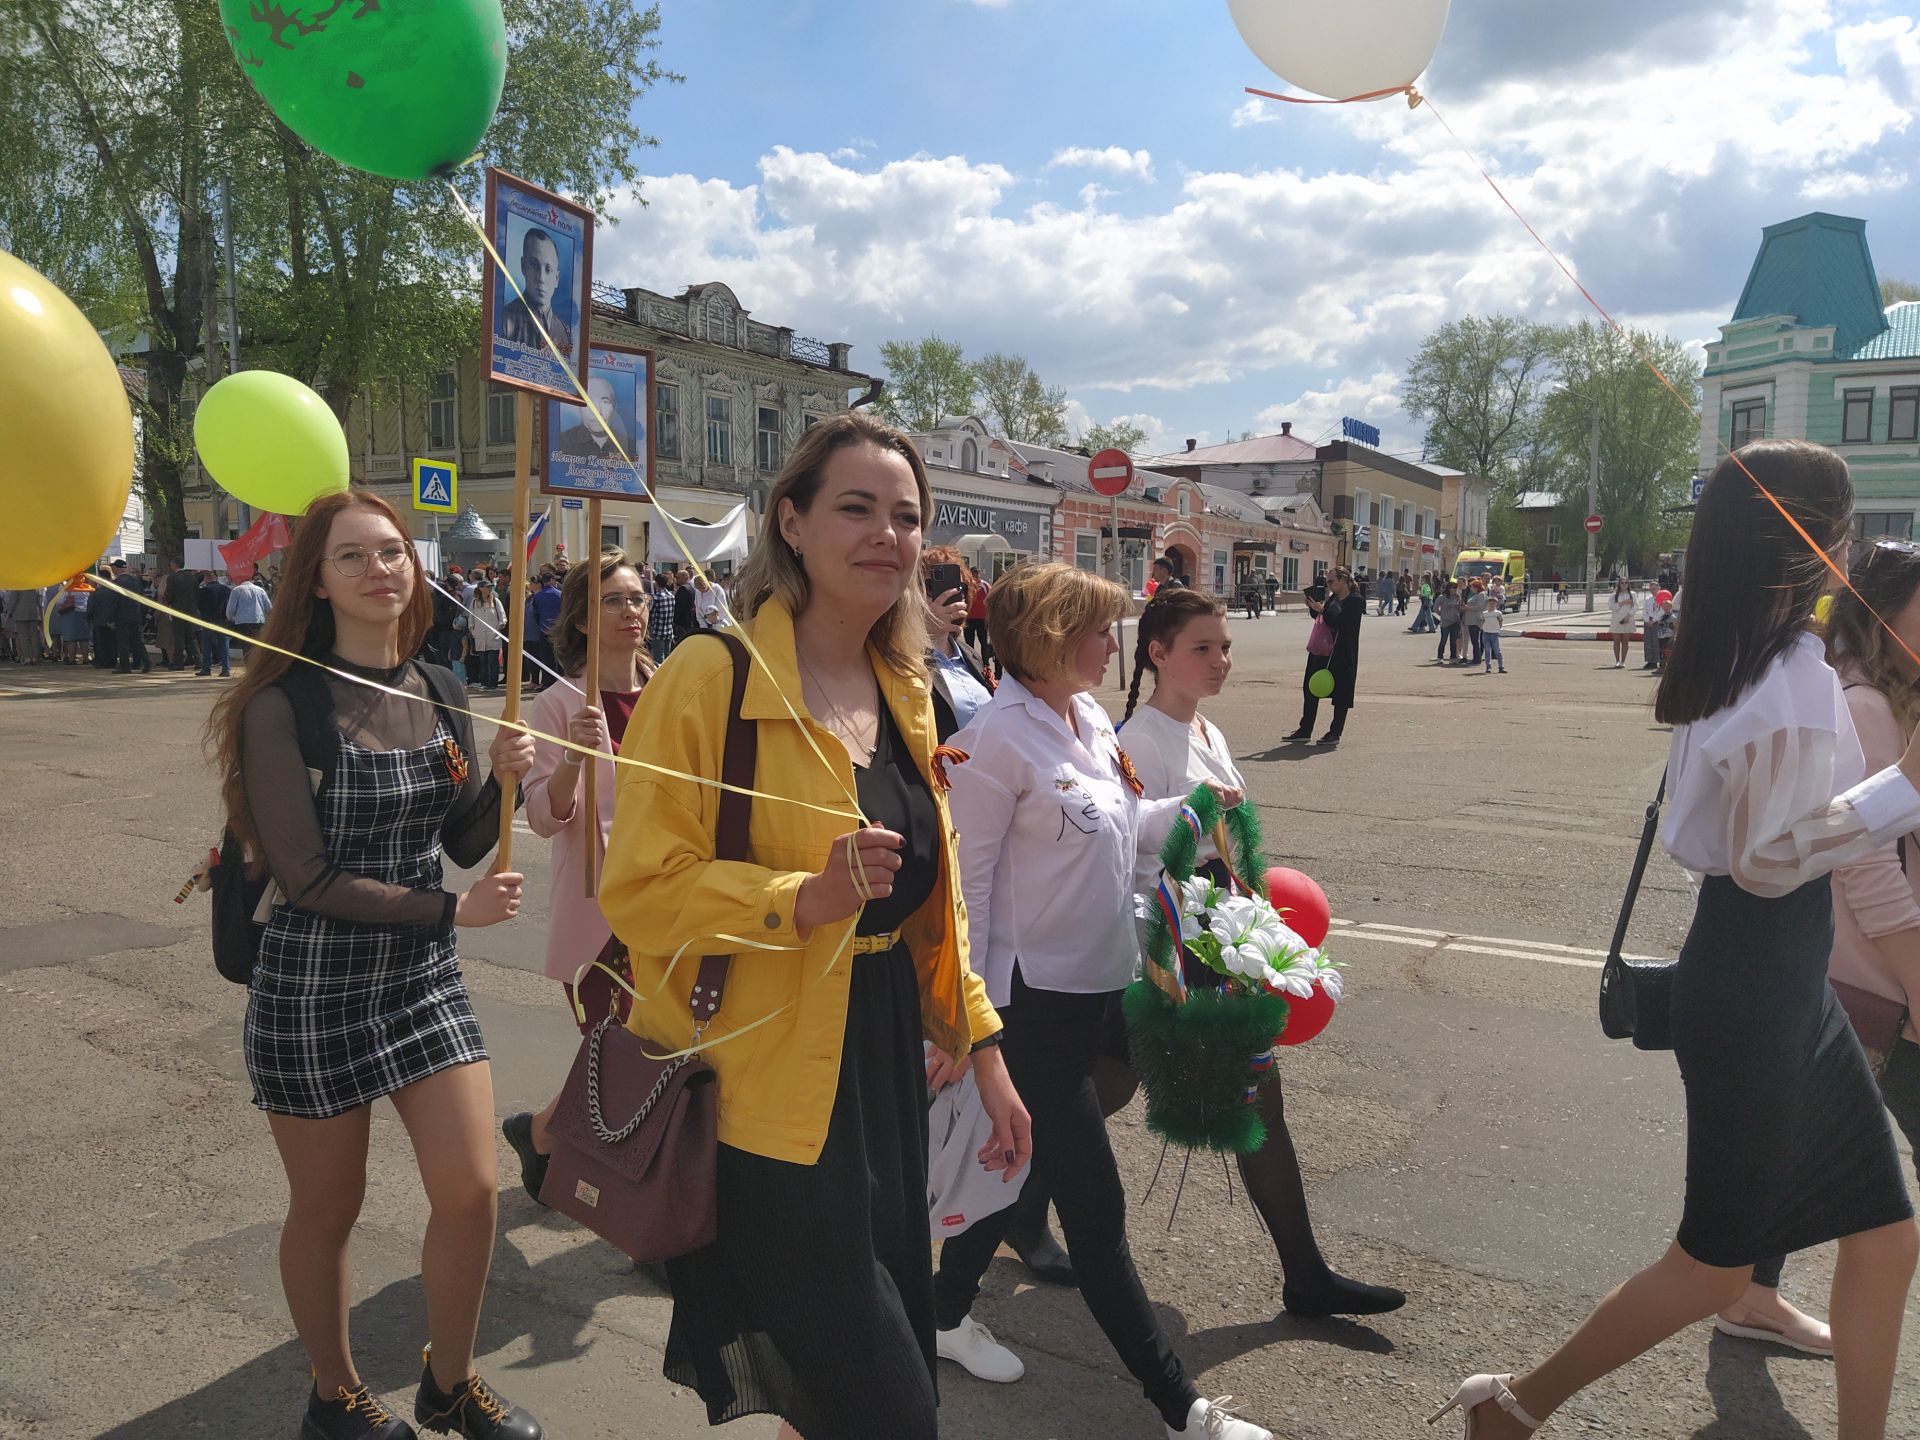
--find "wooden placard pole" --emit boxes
[497,391,534,871]
[581,497,604,897]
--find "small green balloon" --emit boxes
[1308,667,1336,699]
[195,371,350,516]
[222,0,507,181]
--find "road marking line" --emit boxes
[1327,919,1659,968]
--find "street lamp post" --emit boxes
[1584,401,1599,615]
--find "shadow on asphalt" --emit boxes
[1241,745,1330,763]
[1688,1330,1818,1439]
[95,1218,635,1438]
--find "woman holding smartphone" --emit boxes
[1436,441,1919,1439]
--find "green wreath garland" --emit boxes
[1124,783,1288,1154]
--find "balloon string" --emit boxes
[1243,83,1424,108]
[1242,80,1920,673]
[82,575,862,822]
[442,182,866,823]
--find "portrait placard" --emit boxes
[481,168,594,401]
[543,344,654,501]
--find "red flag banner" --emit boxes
[219,511,293,575]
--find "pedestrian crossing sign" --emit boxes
[412,459,457,514]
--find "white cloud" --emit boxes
[605,0,1918,448]
[1047,146,1155,181]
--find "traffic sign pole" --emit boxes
[1585,404,1599,614]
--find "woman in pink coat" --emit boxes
[501,548,655,1203]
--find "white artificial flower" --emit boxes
[1316,962,1344,1004]
[1178,874,1221,918]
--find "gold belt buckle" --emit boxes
[850,931,895,955]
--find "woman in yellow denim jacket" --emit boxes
[599,412,1030,1440]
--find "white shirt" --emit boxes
[1642,593,1661,623]
[1608,594,1636,630]
[695,584,728,628]
[1661,631,1920,896]
[1119,704,1246,898]
[947,676,1182,1005]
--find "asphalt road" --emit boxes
[0,609,1913,1439]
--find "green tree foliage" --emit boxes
[1883,278,1920,306]
[2,0,676,560]
[1079,418,1151,455]
[1541,322,1700,577]
[875,335,978,432]
[1402,315,1557,481]
[974,352,1068,445]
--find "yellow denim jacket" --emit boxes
[599,598,1002,1164]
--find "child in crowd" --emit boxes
[1482,595,1506,674]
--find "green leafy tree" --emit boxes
[974,352,1068,445]
[1079,417,1150,455]
[2,0,677,560]
[1883,278,1920,306]
[1541,322,1700,578]
[1403,315,1556,483]
[875,335,978,431]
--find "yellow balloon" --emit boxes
[0,250,134,588]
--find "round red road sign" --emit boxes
[1088,448,1134,498]
[1584,513,1604,534]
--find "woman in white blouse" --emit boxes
[1437,440,1920,1440]
[1607,578,1636,669]
[943,563,1271,1440]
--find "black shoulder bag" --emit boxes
[1598,770,1679,1051]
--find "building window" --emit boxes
[1855,511,1914,544]
[656,382,679,460]
[1547,523,1561,548]
[1211,548,1227,591]
[485,384,515,446]
[804,413,823,431]
[1378,495,1393,534]
[1312,559,1329,583]
[757,406,782,472]
[600,524,624,553]
[961,439,978,472]
[1730,397,1765,450]
[427,370,456,451]
[1282,557,1300,591]
[705,394,733,465]
[1179,491,1192,517]
[1890,387,1919,444]
[705,295,733,345]
[1074,532,1100,572]
[1843,389,1874,444]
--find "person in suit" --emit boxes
[91,565,120,669]
[197,571,233,676]
[556,375,630,459]
[114,560,152,673]
[671,567,698,643]
[496,228,573,356]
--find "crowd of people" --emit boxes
[173,418,1920,1440]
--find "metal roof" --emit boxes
[1851,301,1920,362]
[1732,212,1888,359]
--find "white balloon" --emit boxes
[1227,0,1451,101]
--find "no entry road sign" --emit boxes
[1584,514,1604,535]
[1088,448,1134,498]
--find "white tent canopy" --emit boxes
[649,503,749,567]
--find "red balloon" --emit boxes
[1654,589,1672,605]
[1273,981,1337,1046]
[1265,867,1331,948]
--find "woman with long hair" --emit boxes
[501,549,654,1203]
[1436,440,1920,1439]
[598,412,1030,1440]
[207,490,540,1440]
[941,564,1273,1440]
[1607,577,1636,669]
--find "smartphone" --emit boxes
[924,562,965,601]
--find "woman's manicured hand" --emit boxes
[970,1045,1033,1182]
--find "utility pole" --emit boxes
[1584,401,1599,615]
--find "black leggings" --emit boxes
[933,971,1199,1428]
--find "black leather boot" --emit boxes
[414,1352,542,1440]
[303,1383,416,1440]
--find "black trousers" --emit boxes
[932,970,1198,1428]
[1297,654,1348,739]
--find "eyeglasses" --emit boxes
[599,592,650,611]
[327,545,412,577]
[1873,539,1920,555]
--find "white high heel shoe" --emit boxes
[1426,1374,1541,1436]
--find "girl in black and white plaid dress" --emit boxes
[209,492,541,1440]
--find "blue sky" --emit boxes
[595,0,1920,459]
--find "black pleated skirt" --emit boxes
[1673,874,1913,1266]
[662,943,937,1437]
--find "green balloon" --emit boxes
[1308,667,1336,699]
[222,0,507,181]
[194,371,350,516]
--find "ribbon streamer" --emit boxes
[1244,83,1423,109]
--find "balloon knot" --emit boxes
[1406,85,1425,110]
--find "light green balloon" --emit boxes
[1308,667,1336,699]
[221,0,507,181]
[194,371,350,516]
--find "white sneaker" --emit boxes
[936,1315,1025,1383]
[1168,1395,1273,1439]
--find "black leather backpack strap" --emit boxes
[1608,769,1669,963]
[689,633,758,1032]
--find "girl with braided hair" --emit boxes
[1019,587,1407,1322]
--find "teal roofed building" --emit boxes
[1702,212,1920,542]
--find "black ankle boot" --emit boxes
[304,1383,416,1440]
[501,1112,549,1207]
[414,1355,542,1440]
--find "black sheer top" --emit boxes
[853,701,938,937]
[239,657,506,927]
